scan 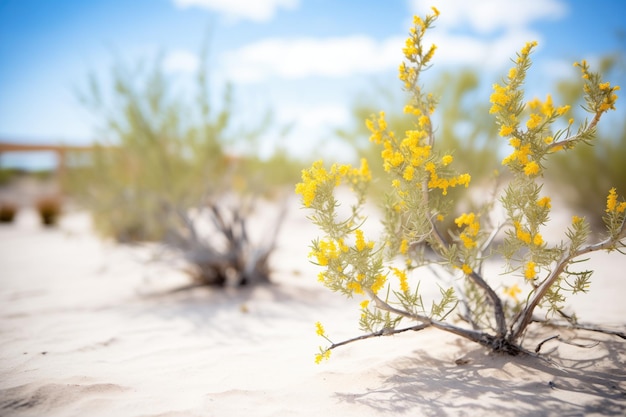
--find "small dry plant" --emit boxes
[36,196,62,227]
[0,201,18,223]
[165,197,284,287]
[296,8,625,363]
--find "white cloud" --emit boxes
[164,50,200,74]
[279,103,350,129]
[409,0,567,34]
[172,0,298,22]
[221,36,404,83]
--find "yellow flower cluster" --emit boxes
[392,267,410,293]
[315,349,331,364]
[537,196,551,209]
[371,274,387,294]
[526,94,570,129]
[501,138,540,177]
[524,261,536,280]
[504,284,522,301]
[513,221,544,246]
[309,239,339,266]
[425,162,471,195]
[398,11,439,89]
[295,158,371,207]
[354,229,375,251]
[575,60,620,113]
[315,321,326,337]
[455,212,480,249]
[606,188,626,213]
[489,42,538,134]
[365,111,387,144]
[310,229,374,267]
[399,239,409,255]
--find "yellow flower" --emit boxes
[392,267,409,293]
[505,284,522,301]
[355,229,366,251]
[461,264,472,275]
[315,349,331,364]
[514,221,532,245]
[523,161,540,176]
[572,215,584,224]
[606,187,618,213]
[442,155,453,165]
[346,281,364,295]
[315,321,325,336]
[431,6,440,16]
[556,105,570,116]
[403,165,415,181]
[533,233,544,246]
[520,41,537,56]
[371,274,387,294]
[399,239,409,255]
[499,125,514,137]
[489,84,511,113]
[526,113,543,129]
[360,300,370,309]
[537,196,551,209]
[524,261,536,280]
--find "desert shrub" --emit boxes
[0,201,18,223]
[66,48,288,286]
[296,8,625,362]
[36,196,62,227]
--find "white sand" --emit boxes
[1,200,625,417]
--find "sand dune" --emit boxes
[1,202,625,416]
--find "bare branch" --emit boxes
[328,324,430,351]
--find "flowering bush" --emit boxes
[296,8,625,363]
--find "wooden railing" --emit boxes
[0,141,94,176]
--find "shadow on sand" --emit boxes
[335,332,626,416]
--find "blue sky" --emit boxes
[1,0,625,169]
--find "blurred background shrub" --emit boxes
[63,45,301,286]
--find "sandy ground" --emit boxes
[1,198,625,417]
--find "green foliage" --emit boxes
[298,9,626,361]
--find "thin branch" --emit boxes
[510,218,626,342]
[547,111,601,152]
[535,335,559,353]
[469,271,507,337]
[328,323,430,351]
